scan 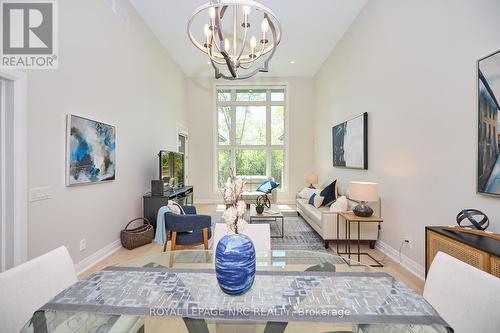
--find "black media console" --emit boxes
[143,186,194,229]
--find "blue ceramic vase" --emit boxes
[215,233,256,296]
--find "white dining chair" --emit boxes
[423,251,500,333]
[0,246,78,333]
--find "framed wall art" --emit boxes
[66,114,116,186]
[332,112,368,170]
[478,50,500,196]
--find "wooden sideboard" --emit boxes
[425,226,500,278]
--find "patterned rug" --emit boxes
[211,211,333,253]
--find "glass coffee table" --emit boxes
[20,250,451,333]
[249,204,284,238]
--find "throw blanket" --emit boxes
[40,267,451,331]
[154,206,170,245]
[154,202,186,245]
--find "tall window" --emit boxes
[216,86,287,190]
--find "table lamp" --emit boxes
[348,181,379,217]
[305,174,318,188]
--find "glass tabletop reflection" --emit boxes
[20,250,448,333]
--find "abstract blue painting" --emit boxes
[66,115,116,186]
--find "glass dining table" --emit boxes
[20,250,451,333]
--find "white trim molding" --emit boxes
[194,198,296,205]
[74,239,122,275]
[375,240,425,281]
[177,124,189,183]
[0,69,28,270]
[177,123,189,137]
[194,199,222,205]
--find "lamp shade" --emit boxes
[349,181,379,202]
[305,174,318,185]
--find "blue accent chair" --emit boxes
[163,206,212,252]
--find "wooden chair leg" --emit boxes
[202,227,210,263]
[163,231,172,252]
[203,228,209,250]
[168,232,178,268]
[168,251,174,268]
[171,232,177,251]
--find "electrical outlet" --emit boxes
[404,238,412,249]
[79,239,87,251]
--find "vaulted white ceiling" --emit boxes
[130,0,367,78]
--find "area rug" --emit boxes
[211,211,333,253]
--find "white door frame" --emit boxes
[0,69,28,271]
[177,124,189,183]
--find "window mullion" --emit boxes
[230,89,237,173]
[230,105,236,147]
[266,89,272,178]
[231,148,235,173]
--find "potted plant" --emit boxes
[255,195,265,214]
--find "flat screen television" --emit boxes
[159,150,184,188]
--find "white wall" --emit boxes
[314,0,500,276]
[187,77,315,203]
[27,0,187,263]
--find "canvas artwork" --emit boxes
[478,50,500,196]
[66,115,116,186]
[332,112,368,170]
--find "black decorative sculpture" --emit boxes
[456,209,489,231]
[255,195,271,214]
[263,194,271,208]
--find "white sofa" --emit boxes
[296,184,380,249]
[239,176,278,205]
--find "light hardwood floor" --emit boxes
[81,204,424,294]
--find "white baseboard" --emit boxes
[194,199,297,205]
[74,239,122,275]
[375,240,425,281]
[276,199,297,205]
[194,199,222,204]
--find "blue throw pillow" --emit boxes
[256,180,280,194]
[308,193,316,205]
[320,180,337,206]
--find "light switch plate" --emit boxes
[29,186,51,202]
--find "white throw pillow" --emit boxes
[330,196,348,213]
[313,195,324,208]
[298,187,318,200]
[167,200,185,214]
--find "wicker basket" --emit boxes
[121,218,154,250]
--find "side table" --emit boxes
[337,212,384,267]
